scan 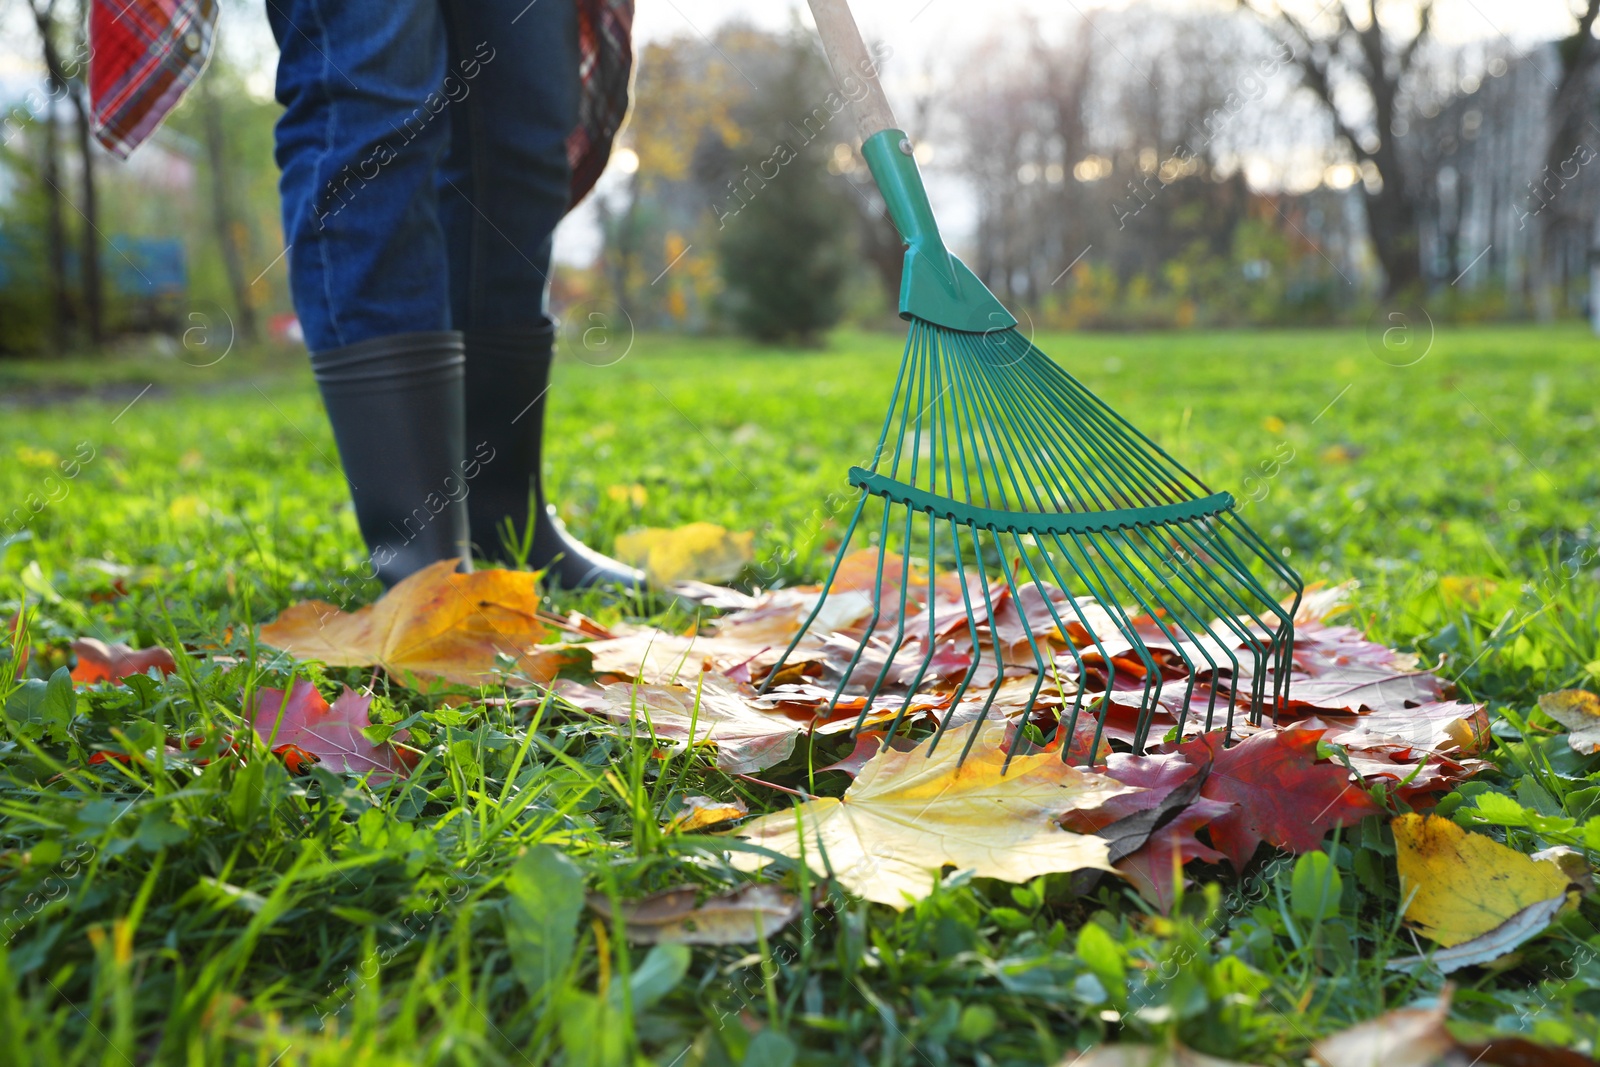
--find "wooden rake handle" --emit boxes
[806,0,901,145]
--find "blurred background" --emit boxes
[0,0,1596,355]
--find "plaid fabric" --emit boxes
[569,0,634,207]
[89,0,217,159]
[89,0,633,212]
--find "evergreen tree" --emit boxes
[714,35,854,344]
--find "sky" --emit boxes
[0,0,1583,263]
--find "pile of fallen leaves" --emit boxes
[246,556,1505,911]
[39,553,1590,980]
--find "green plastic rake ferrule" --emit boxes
[862,129,1017,335]
[849,466,1236,534]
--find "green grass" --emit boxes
[1,324,1598,1065]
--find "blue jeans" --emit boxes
[267,0,577,352]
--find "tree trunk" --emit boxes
[69,81,104,344]
[1365,183,1423,297]
[1540,0,1600,321]
[31,1,71,353]
[200,74,260,344]
[1590,212,1600,334]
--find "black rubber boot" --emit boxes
[463,327,644,590]
[310,331,472,589]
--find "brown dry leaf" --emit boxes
[593,675,809,774]
[1393,813,1572,949]
[587,883,799,944]
[1538,689,1600,754]
[1316,986,1600,1067]
[1059,1044,1262,1066]
[259,561,567,688]
[664,795,748,832]
[614,522,753,585]
[1312,988,1456,1067]
[731,720,1135,907]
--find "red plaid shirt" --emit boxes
[89,0,632,207]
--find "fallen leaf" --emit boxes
[1313,986,1600,1067]
[1312,988,1456,1067]
[260,560,565,689]
[664,795,748,832]
[816,731,886,778]
[1392,813,1571,948]
[1530,845,1594,894]
[614,522,753,585]
[1538,689,1600,754]
[587,883,799,944]
[731,721,1135,907]
[249,680,410,781]
[593,675,809,774]
[1183,727,1383,870]
[1386,893,1569,974]
[1060,1044,1263,1066]
[1319,701,1490,755]
[1461,1039,1600,1066]
[69,638,177,685]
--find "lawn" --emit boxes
[1,324,1598,1066]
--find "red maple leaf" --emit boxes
[70,638,177,685]
[1181,726,1382,870]
[249,680,410,782]
[1115,796,1234,912]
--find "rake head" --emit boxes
[762,317,1304,762]
[762,7,1301,760]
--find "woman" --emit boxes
[90,0,640,590]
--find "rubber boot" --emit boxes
[309,331,472,589]
[463,327,644,590]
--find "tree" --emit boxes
[25,0,72,351]
[1539,0,1600,322]
[199,67,260,344]
[1244,0,1434,296]
[713,32,854,344]
[66,0,102,344]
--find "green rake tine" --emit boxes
[1144,524,1267,733]
[944,334,1102,752]
[925,522,1002,759]
[1022,538,1126,764]
[757,490,869,697]
[953,345,1155,746]
[1011,349,1177,508]
[985,343,1115,512]
[1086,529,1216,741]
[827,502,898,713]
[981,539,1051,772]
[1120,525,1246,734]
[1006,538,1129,769]
[1218,511,1304,708]
[873,512,944,749]
[954,532,1017,768]
[1164,521,1289,722]
[1014,358,1179,509]
[1049,532,1167,751]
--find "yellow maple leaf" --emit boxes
[614,523,753,585]
[259,560,565,688]
[1538,689,1600,754]
[731,722,1135,908]
[664,795,749,832]
[1393,813,1571,948]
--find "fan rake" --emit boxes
[760,0,1305,762]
